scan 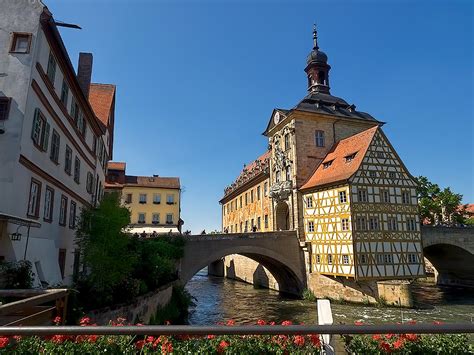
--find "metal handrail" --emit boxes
[0,324,473,336]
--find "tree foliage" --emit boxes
[415,176,468,225]
[75,192,136,302]
[74,192,185,310]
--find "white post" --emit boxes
[317,299,335,355]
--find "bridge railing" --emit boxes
[0,323,473,336]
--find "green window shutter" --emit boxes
[31,108,40,142]
[42,121,50,151]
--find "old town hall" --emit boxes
[220,26,425,290]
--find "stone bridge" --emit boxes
[421,226,474,288]
[178,231,306,295]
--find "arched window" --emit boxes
[318,71,326,85]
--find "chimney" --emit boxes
[77,52,93,98]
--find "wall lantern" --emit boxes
[9,226,22,241]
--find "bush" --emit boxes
[0,260,34,289]
[344,321,473,354]
[302,288,317,302]
[75,194,185,310]
[0,317,322,354]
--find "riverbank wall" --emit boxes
[215,255,413,307]
[87,281,176,325]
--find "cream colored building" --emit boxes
[105,162,182,235]
[0,1,115,286]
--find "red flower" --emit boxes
[269,321,276,326]
[433,321,442,325]
[87,335,98,343]
[79,317,91,326]
[135,340,145,349]
[408,320,417,325]
[354,321,364,326]
[50,335,68,344]
[281,320,292,326]
[165,320,171,325]
[207,334,216,339]
[372,334,382,341]
[404,333,418,342]
[162,342,173,354]
[385,333,394,339]
[379,341,392,352]
[13,336,22,342]
[293,335,305,347]
[146,336,155,343]
[0,337,9,348]
[308,334,321,347]
[135,323,144,326]
[116,317,126,324]
[226,319,235,326]
[53,316,62,325]
[257,319,266,326]
[217,340,229,353]
[393,338,405,350]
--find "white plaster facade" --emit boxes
[0,1,112,286]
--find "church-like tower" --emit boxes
[304,25,331,94]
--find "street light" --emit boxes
[9,226,22,241]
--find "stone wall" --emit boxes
[219,255,414,307]
[87,282,175,325]
[221,255,280,291]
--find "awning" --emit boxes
[128,226,180,235]
[0,213,41,228]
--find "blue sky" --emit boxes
[48,0,473,233]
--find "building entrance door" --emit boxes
[275,201,290,230]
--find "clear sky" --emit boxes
[47,0,473,233]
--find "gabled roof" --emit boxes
[125,176,180,189]
[300,126,379,190]
[108,161,126,171]
[89,83,116,127]
[263,92,382,136]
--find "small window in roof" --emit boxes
[345,152,357,163]
[322,160,333,169]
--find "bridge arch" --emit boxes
[421,226,474,287]
[178,232,306,295]
[423,243,474,288]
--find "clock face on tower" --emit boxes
[274,111,280,125]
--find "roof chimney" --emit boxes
[77,52,93,98]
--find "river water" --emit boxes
[185,269,474,325]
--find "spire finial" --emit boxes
[312,23,319,50]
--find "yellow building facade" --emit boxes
[301,127,424,280]
[221,152,273,233]
[105,162,182,234]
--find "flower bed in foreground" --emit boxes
[344,321,473,354]
[0,318,322,354]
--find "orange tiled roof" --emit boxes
[89,83,115,127]
[108,162,126,171]
[125,176,180,189]
[301,126,379,190]
[239,150,271,178]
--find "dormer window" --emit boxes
[345,152,357,163]
[322,160,333,169]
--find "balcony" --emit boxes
[152,221,159,225]
[137,220,145,224]
[166,202,175,205]
[166,221,173,225]
[139,201,147,204]
[153,201,161,205]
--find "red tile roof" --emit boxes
[125,176,180,189]
[301,126,379,190]
[108,162,126,171]
[88,83,115,127]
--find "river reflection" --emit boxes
[185,269,474,325]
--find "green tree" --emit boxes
[415,176,466,225]
[75,192,136,299]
